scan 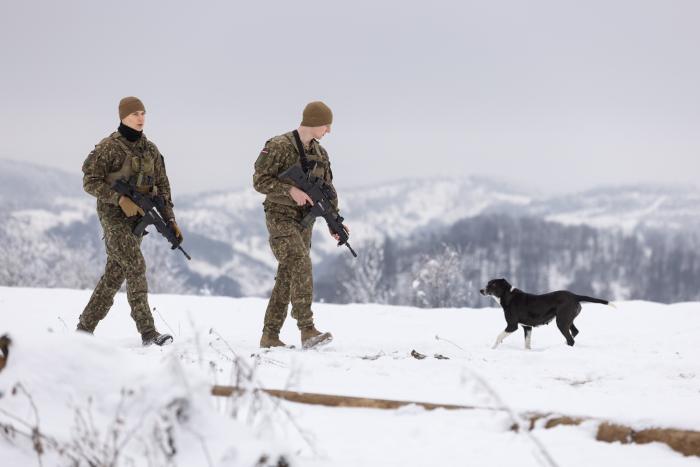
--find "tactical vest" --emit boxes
[285,133,332,183]
[103,133,158,195]
[307,140,332,182]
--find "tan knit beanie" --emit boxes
[119,96,146,120]
[301,101,333,127]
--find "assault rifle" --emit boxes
[279,164,357,258]
[113,179,192,260]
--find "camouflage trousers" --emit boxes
[78,207,155,336]
[262,205,314,335]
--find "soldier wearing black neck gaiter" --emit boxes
[76,96,183,347]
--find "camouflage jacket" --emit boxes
[82,131,175,222]
[253,131,339,213]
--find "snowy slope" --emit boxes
[527,185,700,232]
[1,287,699,466]
[0,159,83,210]
[0,329,290,467]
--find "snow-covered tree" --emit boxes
[411,244,469,308]
[340,238,394,304]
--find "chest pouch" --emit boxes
[306,154,329,180]
[130,155,156,193]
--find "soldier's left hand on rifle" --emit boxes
[331,223,350,242]
[170,220,184,243]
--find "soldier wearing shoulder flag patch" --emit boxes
[253,101,346,349]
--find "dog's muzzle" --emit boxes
[479,289,486,296]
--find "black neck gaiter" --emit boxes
[118,122,143,142]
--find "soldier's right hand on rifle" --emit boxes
[118,195,145,217]
[289,186,313,206]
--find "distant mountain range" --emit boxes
[0,159,698,305]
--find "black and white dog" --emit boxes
[480,278,613,349]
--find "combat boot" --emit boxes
[300,326,333,349]
[260,333,287,348]
[142,331,173,347]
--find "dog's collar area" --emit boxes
[510,286,515,292]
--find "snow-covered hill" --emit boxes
[177,178,700,262]
[172,176,535,292]
[527,185,700,232]
[1,287,698,466]
[0,159,84,210]
[0,160,542,297]
[1,159,698,301]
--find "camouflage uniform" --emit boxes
[78,131,175,337]
[253,132,338,336]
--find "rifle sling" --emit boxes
[292,130,311,173]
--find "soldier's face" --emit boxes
[311,124,331,140]
[122,111,146,131]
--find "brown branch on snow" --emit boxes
[212,385,475,411]
[212,385,700,458]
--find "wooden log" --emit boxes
[211,386,478,411]
[597,423,700,458]
[212,385,700,457]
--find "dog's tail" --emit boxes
[575,295,611,306]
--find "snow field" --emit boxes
[1,287,699,466]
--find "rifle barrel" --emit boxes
[178,246,192,261]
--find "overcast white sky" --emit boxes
[1,0,698,195]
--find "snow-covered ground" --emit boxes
[1,286,699,466]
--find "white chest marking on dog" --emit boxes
[489,295,501,306]
[492,331,514,349]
